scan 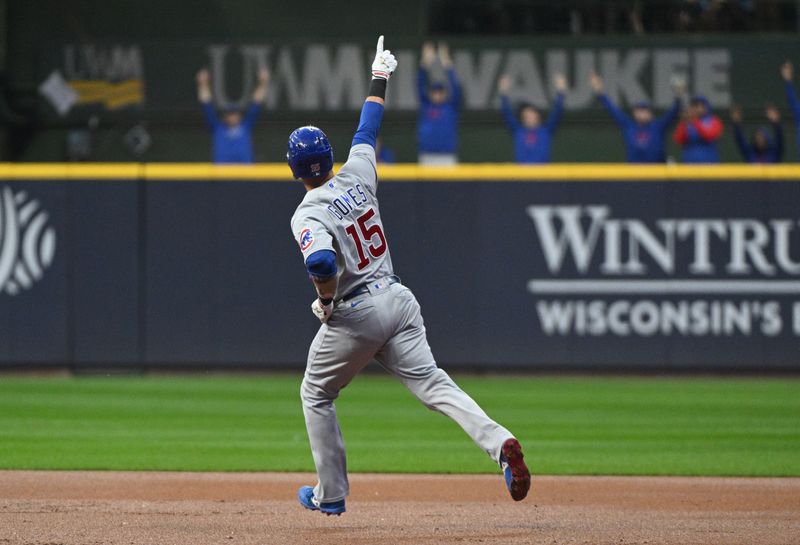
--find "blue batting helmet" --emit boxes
[287,126,334,179]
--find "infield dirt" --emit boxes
[1,471,798,544]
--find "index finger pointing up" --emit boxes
[376,35,384,55]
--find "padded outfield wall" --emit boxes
[1,164,800,371]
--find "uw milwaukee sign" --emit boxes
[206,44,730,111]
[38,36,796,119]
[40,45,145,116]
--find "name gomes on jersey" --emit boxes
[325,183,387,272]
[325,183,368,221]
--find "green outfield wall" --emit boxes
[2,1,799,162]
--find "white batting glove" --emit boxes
[311,297,334,323]
[371,35,397,80]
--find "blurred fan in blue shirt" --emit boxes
[731,104,783,164]
[196,68,270,164]
[590,72,684,163]
[417,42,461,165]
[781,61,800,159]
[497,73,567,164]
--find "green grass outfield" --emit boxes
[0,374,798,476]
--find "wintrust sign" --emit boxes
[527,205,800,277]
[526,205,800,337]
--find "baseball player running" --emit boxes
[287,36,530,516]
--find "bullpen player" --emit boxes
[781,61,800,159]
[590,72,684,163]
[730,104,783,163]
[417,42,461,164]
[673,96,724,163]
[196,67,269,163]
[497,73,566,164]
[287,36,530,516]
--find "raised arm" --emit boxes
[240,103,262,130]
[659,77,686,131]
[196,68,212,104]
[351,100,385,149]
[445,68,462,109]
[590,73,630,128]
[196,68,219,129]
[417,67,430,106]
[781,61,800,119]
[785,82,800,120]
[438,42,461,109]
[308,36,397,322]
[240,69,270,130]
[242,68,267,128]
[544,74,567,133]
[417,42,435,106]
[766,104,784,161]
[201,103,220,130]
[497,75,520,132]
[657,98,682,131]
[351,35,397,149]
[499,95,520,132]
[251,68,270,104]
[598,95,631,128]
[542,94,563,133]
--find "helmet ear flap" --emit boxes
[287,126,334,179]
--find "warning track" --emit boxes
[1,471,798,544]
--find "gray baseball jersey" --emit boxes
[291,144,393,301]
[291,143,514,504]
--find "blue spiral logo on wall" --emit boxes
[0,186,57,296]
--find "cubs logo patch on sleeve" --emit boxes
[299,228,315,252]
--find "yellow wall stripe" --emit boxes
[0,163,144,179]
[1,163,800,182]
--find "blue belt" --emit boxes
[341,275,401,302]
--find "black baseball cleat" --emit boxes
[500,438,531,501]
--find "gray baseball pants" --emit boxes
[301,281,514,502]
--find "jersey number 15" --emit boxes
[345,208,387,270]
